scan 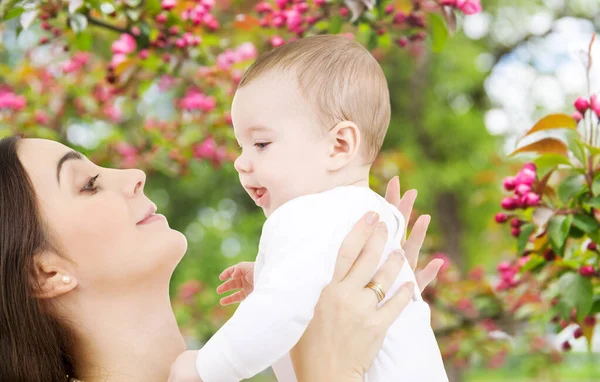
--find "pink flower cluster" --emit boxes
[177,0,219,30]
[256,0,314,34]
[178,88,217,112]
[110,33,137,68]
[440,0,482,15]
[495,259,524,291]
[115,142,138,167]
[61,52,90,74]
[0,89,26,111]
[572,95,600,122]
[193,137,227,167]
[497,163,541,214]
[216,42,258,71]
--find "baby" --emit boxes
[172,34,447,382]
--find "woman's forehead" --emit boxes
[17,138,73,188]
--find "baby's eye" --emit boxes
[254,142,271,149]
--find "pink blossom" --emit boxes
[161,0,176,10]
[103,104,122,123]
[591,94,600,117]
[522,162,536,172]
[158,75,176,91]
[34,110,50,125]
[455,0,482,15]
[285,9,303,30]
[216,49,237,70]
[201,0,215,10]
[495,213,508,223]
[193,137,217,159]
[314,0,325,6]
[111,34,136,54]
[574,96,590,114]
[275,0,288,9]
[522,192,540,207]
[440,0,456,5]
[0,89,26,111]
[237,42,258,61]
[256,1,273,13]
[139,49,149,59]
[497,261,512,273]
[394,11,407,24]
[385,5,395,14]
[515,168,536,186]
[573,111,583,122]
[503,176,517,191]
[110,53,127,68]
[178,88,216,112]
[580,265,596,277]
[501,196,519,210]
[156,13,168,23]
[515,183,531,196]
[270,36,285,47]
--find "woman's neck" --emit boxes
[64,282,186,381]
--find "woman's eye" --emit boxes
[81,174,100,193]
[254,142,271,149]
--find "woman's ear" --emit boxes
[327,121,361,171]
[33,251,77,299]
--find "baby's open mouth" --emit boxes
[248,187,269,207]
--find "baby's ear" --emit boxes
[327,121,361,171]
[33,250,78,299]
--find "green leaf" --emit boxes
[329,15,343,34]
[572,214,600,233]
[558,174,585,203]
[519,256,545,272]
[591,297,600,314]
[533,153,572,174]
[593,175,600,195]
[558,272,593,321]
[585,195,600,209]
[566,131,586,165]
[547,215,572,253]
[517,223,534,255]
[3,6,24,21]
[367,30,378,50]
[74,30,93,50]
[428,13,449,53]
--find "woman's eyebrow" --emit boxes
[56,151,83,185]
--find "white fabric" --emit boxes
[196,186,448,382]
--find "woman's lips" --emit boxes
[137,213,166,225]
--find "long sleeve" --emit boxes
[195,198,342,382]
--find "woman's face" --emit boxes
[17,138,187,293]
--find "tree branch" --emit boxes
[85,14,128,34]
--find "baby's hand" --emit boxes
[217,261,255,306]
[168,350,201,382]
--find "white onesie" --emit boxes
[196,186,448,382]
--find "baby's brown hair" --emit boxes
[239,34,391,163]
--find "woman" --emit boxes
[0,136,441,382]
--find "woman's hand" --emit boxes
[384,176,443,291]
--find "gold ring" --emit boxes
[365,281,386,303]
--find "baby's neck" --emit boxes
[325,164,370,190]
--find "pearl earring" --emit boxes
[62,275,71,284]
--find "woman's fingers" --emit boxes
[378,282,415,326]
[332,212,380,283]
[216,278,243,294]
[364,249,405,304]
[415,258,443,292]
[220,290,247,306]
[219,265,237,281]
[397,190,417,246]
[384,176,401,207]
[344,222,389,287]
[402,214,431,270]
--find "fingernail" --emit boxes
[366,212,379,225]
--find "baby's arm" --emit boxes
[195,203,342,382]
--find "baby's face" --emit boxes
[232,71,331,217]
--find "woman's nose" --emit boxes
[234,152,252,174]
[122,168,146,197]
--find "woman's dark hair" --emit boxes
[0,136,76,381]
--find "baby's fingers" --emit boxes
[220,290,247,306]
[216,278,243,294]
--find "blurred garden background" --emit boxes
[1,0,600,380]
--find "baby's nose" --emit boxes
[234,153,252,173]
